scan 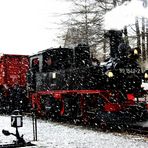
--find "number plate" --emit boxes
[119,68,141,74]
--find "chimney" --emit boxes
[105,30,123,58]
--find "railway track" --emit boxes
[55,119,148,138]
[126,122,148,136]
[38,116,148,138]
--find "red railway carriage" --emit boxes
[0,54,29,87]
[0,54,29,113]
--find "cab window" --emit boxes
[32,58,39,72]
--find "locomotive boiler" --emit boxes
[27,30,147,125]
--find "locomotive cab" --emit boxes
[28,47,73,91]
[27,44,101,92]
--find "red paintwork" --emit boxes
[32,93,42,113]
[32,84,148,116]
[126,93,135,106]
[127,94,135,101]
[104,103,121,112]
[60,100,65,115]
[35,89,107,95]
[53,93,62,99]
[0,54,29,87]
[31,89,132,114]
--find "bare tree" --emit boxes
[142,17,146,61]
[62,0,103,57]
[146,19,148,59]
[135,17,141,48]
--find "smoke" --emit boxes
[104,0,148,30]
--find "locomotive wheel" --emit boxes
[99,119,107,131]
[81,112,89,125]
[46,102,62,120]
[41,95,62,120]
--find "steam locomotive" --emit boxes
[27,30,148,125]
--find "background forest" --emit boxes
[58,0,148,70]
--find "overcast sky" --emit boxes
[0,0,71,55]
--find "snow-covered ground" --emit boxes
[0,115,148,148]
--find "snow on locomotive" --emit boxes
[27,30,147,125]
[0,54,29,113]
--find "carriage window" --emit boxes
[32,58,39,72]
[45,57,52,66]
[42,48,73,72]
[43,56,54,72]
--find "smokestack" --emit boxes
[105,30,123,58]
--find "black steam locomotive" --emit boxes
[27,30,147,124]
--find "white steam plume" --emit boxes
[104,0,148,30]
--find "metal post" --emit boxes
[15,126,20,141]
[32,113,35,141]
[32,110,37,141]
[35,115,37,141]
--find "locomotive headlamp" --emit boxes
[52,72,56,79]
[134,49,138,55]
[144,72,148,79]
[129,48,140,59]
[144,70,148,82]
[107,71,114,78]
